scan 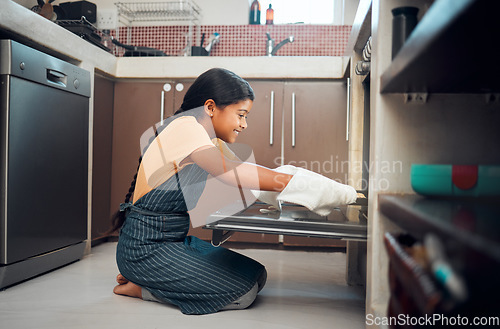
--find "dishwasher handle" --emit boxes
[46,69,67,87]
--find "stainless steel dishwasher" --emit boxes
[0,40,90,289]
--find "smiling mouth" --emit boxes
[234,130,241,135]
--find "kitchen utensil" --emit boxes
[111,38,166,57]
[58,17,110,52]
[59,0,97,23]
[190,33,210,56]
[204,33,220,55]
[200,33,205,47]
[39,0,55,20]
[191,47,208,56]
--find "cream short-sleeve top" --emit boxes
[132,115,238,203]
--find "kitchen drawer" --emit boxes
[204,202,367,246]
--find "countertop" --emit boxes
[1,1,348,80]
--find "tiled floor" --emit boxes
[0,242,365,329]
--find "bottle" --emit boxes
[249,0,261,25]
[266,4,274,25]
[391,6,418,59]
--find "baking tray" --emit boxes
[204,202,367,245]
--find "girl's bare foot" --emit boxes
[113,280,143,299]
[116,273,129,285]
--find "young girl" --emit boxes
[111,68,294,315]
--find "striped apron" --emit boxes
[116,164,265,315]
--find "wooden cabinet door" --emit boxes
[161,80,193,117]
[236,80,284,169]
[197,80,349,247]
[282,81,348,182]
[190,81,283,244]
[111,82,165,220]
[111,80,193,220]
[238,80,349,179]
[92,75,115,242]
[173,81,192,115]
[281,81,348,247]
[223,80,283,244]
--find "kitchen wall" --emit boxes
[111,24,351,57]
[13,0,358,26]
[106,0,354,56]
[87,0,357,26]
[13,0,357,57]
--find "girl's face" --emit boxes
[209,99,253,143]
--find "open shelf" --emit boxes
[378,194,500,263]
[114,1,202,56]
[380,0,500,94]
[115,1,201,25]
[379,193,500,319]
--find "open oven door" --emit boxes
[204,195,367,246]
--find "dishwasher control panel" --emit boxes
[0,39,90,97]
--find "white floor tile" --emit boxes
[0,243,365,329]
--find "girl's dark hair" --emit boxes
[177,67,254,114]
[109,156,142,233]
[109,68,254,233]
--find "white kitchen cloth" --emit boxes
[251,165,357,216]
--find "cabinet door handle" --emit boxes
[346,77,351,141]
[161,83,171,124]
[291,92,296,147]
[270,90,274,145]
[160,90,165,124]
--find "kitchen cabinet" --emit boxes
[109,80,280,243]
[240,80,349,182]
[194,81,282,244]
[110,80,192,237]
[160,81,193,117]
[234,81,282,169]
[110,78,351,246]
[236,80,350,247]
[345,0,500,327]
[92,74,115,243]
[281,81,349,247]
